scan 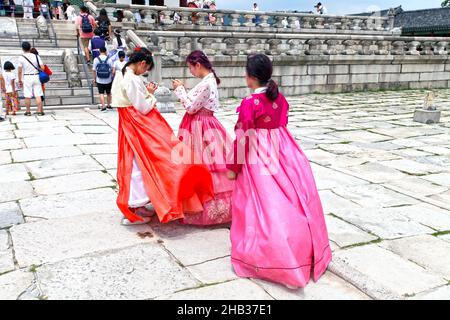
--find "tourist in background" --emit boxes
[8,0,16,17]
[111,47,214,226]
[226,53,332,289]
[1,61,19,116]
[252,2,260,24]
[22,0,34,19]
[75,5,97,63]
[112,50,126,79]
[89,28,106,61]
[65,2,76,21]
[314,2,327,14]
[40,0,52,19]
[92,46,113,112]
[111,28,128,64]
[96,8,112,41]
[18,41,45,116]
[172,50,233,226]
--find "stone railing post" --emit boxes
[141,9,156,26]
[178,10,192,25]
[243,13,256,27]
[160,10,174,25]
[314,16,325,29]
[199,37,216,55]
[287,39,302,55]
[266,39,282,55]
[391,41,406,55]
[36,15,48,36]
[301,16,313,29]
[421,41,434,55]
[325,39,341,55]
[434,41,448,55]
[339,17,351,30]
[213,12,225,26]
[63,49,81,87]
[288,16,299,29]
[230,13,241,27]
[375,40,391,55]
[343,39,359,55]
[222,38,240,55]
[245,38,263,54]
[406,41,420,55]
[351,19,362,31]
[359,40,375,55]
[177,37,192,57]
[85,1,98,17]
[305,39,324,55]
[104,7,117,22]
[258,14,270,28]
[196,11,209,26]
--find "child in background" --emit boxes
[1,61,19,116]
[112,51,127,78]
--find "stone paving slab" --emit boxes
[23,134,90,148]
[36,244,200,300]
[412,285,450,300]
[69,125,114,134]
[330,245,447,299]
[0,230,14,274]
[0,138,25,151]
[26,155,103,179]
[31,171,115,195]
[0,201,25,229]
[0,151,12,165]
[186,257,238,285]
[379,235,450,279]
[383,176,449,197]
[325,215,378,248]
[92,154,117,170]
[253,272,371,300]
[10,211,155,267]
[0,181,34,203]
[0,270,35,300]
[77,144,116,155]
[0,163,30,182]
[14,127,73,139]
[156,279,273,300]
[160,228,231,266]
[11,146,83,163]
[422,173,450,188]
[19,188,118,220]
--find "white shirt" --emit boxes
[174,73,220,114]
[112,37,128,50]
[111,67,156,114]
[93,55,113,84]
[253,6,259,11]
[113,60,127,74]
[18,53,44,75]
[23,0,34,7]
[2,72,16,93]
[66,6,76,21]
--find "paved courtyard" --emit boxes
[0,88,449,300]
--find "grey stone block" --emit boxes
[413,109,441,124]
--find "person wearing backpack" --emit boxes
[89,28,106,61]
[92,47,113,112]
[76,6,97,63]
[96,9,112,41]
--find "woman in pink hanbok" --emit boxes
[172,50,233,226]
[226,54,332,289]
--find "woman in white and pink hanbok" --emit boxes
[173,50,233,226]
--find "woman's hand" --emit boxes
[146,82,158,95]
[227,170,237,180]
[172,79,183,90]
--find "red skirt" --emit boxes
[116,107,214,223]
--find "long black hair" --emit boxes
[246,54,279,101]
[122,47,154,75]
[114,29,123,47]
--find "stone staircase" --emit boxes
[0,17,97,110]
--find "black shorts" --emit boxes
[97,82,112,94]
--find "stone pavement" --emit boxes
[0,89,449,300]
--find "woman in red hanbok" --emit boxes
[112,48,214,225]
[226,54,332,289]
[172,50,233,225]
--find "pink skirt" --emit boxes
[178,108,234,225]
[231,126,332,288]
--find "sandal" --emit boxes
[24,111,31,116]
[37,112,45,116]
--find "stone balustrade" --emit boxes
[134,30,449,57]
[86,2,395,35]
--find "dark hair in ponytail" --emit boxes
[186,50,221,85]
[246,54,279,101]
[122,47,154,75]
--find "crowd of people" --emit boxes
[106,45,332,289]
[0,0,77,20]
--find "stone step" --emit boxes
[19,95,97,107]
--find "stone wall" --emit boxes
[157,55,450,98]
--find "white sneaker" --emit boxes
[121,217,151,226]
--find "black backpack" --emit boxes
[99,20,109,34]
[95,56,111,79]
[81,14,93,33]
